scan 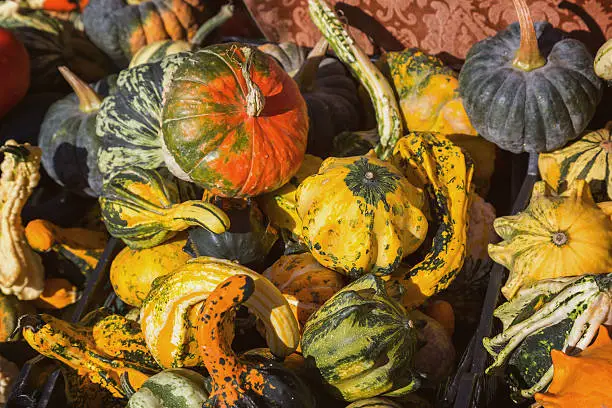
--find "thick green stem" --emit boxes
[190,2,235,46]
[58,66,102,113]
[511,0,545,71]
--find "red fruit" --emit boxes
[0,29,30,118]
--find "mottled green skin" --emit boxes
[126,368,210,408]
[344,158,401,209]
[96,54,186,184]
[301,274,419,401]
[459,22,603,153]
[39,75,116,197]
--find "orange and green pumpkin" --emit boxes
[161,44,309,198]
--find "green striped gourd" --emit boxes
[595,38,612,81]
[301,274,420,401]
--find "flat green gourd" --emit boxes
[96,54,186,184]
[99,166,229,249]
[301,274,421,401]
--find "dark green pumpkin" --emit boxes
[185,198,278,268]
[197,274,316,408]
[301,274,420,402]
[458,0,603,153]
[39,68,116,197]
[0,2,114,93]
[96,53,186,184]
[82,0,221,68]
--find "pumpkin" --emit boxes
[140,257,300,368]
[263,253,346,327]
[424,300,455,337]
[0,27,29,118]
[82,0,221,67]
[99,166,229,249]
[257,154,323,236]
[18,313,157,398]
[411,310,455,384]
[260,39,363,158]
[595,38,612,81]
[128,2,235,68]
[0,141,45,300]
[31,278,79,309]
[25,218,107,277]
[488,180,612,300]
[458,0,603,153]
[160,43,309,197]
[538,123,612,202]
[301,274,421,401]
[0,2,113,92]
[197,274,316,408]
[296,153,428,278]
[308,0,402,159]
[123,368,211,408]
[185,198,278,268]
[110,232,190,307]
[387,132,474,309]
[533,326,612,407]
[482,274,612,399]
[0,293,35,341]
[38,67,116,197]
[17,0,89,12]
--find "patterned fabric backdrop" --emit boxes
[243,0,611,59]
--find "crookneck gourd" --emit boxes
[538,122,612,201]
[482,274,612,400]
[488,180,612,300]
[263,253,346,327]
[96,53,186,183]
[161,44,309,197]
[25,219,107,277]
[110,232,190,307]
[388,132,474,309]
[533,326,612,407]
[296,153,428,278]
[123,368,211,408]
[18,313,160,398]
[38,66,116,197]
[185,198,278,268]
[595,38,612,81]
[301,274,421,401]
[140,257,300,368]
[82,0,221,67]
[197,274,316,408]
[127,2,235,68]
[0,2,113,92]
[0,141,45,300]
[458,0,603,153]
[99,166,229,249]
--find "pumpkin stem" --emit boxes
[294,36,329,92]
[120,372,136,398]
[197,275,256,404]
[190,2,235,46]
[58,66,103,113]
[511,0,546,71]
[242,47,265,117]
[10,314,45,340]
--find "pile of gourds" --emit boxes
[0,0,610,406]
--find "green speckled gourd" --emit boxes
[458,0,603,153]
[99,166,229,249]
[96,53,186,184]
[39,67,116,197]
[595,39,612,81]
[301,274,421,401]
[483,274,612,401]
[124,368,211,408]
[0,2,113,92]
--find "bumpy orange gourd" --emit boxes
[534,326,612,407]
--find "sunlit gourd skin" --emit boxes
[296,153,428,278]
[534,326,612,407]
[595,39,612,81]
[489,180,612,300]
[197,275,316,408]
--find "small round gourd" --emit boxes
[161,44,309,198]
[594,39,612,80]
[124,368,210,408]
[458,0,603,153]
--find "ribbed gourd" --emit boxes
[489,180,612,300]
[301,274,421,401]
